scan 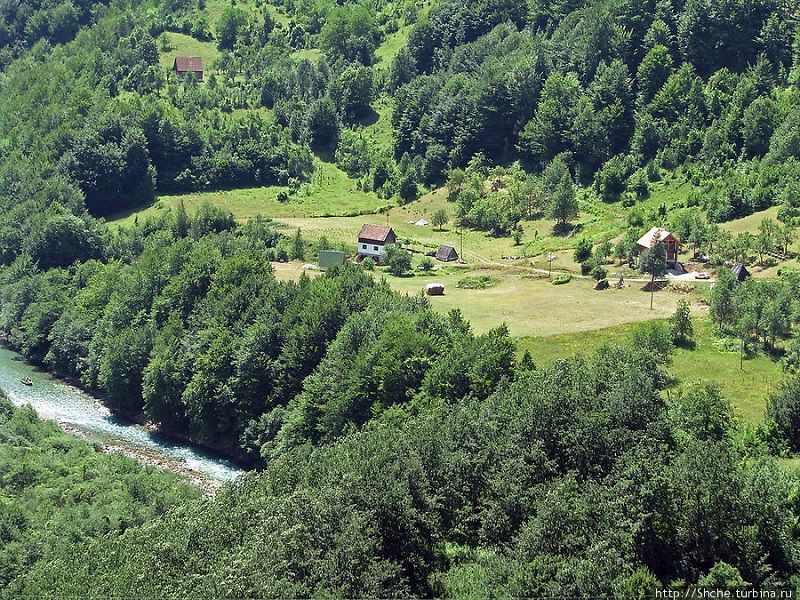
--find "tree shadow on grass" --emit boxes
[352,106,380,128]
[640,280,670,293]
[552,222,581,237]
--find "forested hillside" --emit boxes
[1,0,800,595]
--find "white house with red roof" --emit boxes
[357,224,396,260]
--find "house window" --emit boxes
[361,244,367,250]
[373,246,379,251]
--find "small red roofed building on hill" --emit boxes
[637,227,680,266]
[173,56,204,81]
[357,224,396,261]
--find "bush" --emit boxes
[574,238,592,263]
[766,375,800,452]
[418,257,434,272]
[361,257,375,270]
[552,273,572,285]
[590,264,608,281]
[383,245,412,276]
[456,275,495,289]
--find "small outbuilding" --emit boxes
[319,250,346,269]
[435,245,458,262]
[731,263,751,282]
[357,224,397,260]
[425,283,445,296]
[637,227,680,265]
[173,56,204,81]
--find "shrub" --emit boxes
[552,273,572,285]
[418,257,434,272]
[766,375,800,452]
[591,264,608,281]
[456,275,495,289]
[383,245,412,275]
[574,238,592,263]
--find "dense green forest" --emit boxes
[2,0,800,595]
[0,389,199,588]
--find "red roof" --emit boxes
[173,56,204,72]
[358,224,395,244]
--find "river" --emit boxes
[0,345,244,484]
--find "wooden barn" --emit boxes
[435,245,458,262]
[173,56,204,81]
[731,263,751,282]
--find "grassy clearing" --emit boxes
[358,96,395,150]
[375,24,413,66]
[158,32,219,71]
[204,0,262,27]
[275,176,701,270]
[272,258,775,421]
[291,48,324,62]
[271,259,699,338]
[111,159,389,226]
[275,188,535,260]
[518,318,783,423]
[720,206,780,235]
[388,270,698,337]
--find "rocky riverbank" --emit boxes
[58,421,222,496]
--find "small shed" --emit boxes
[637,227,680,265]
[731,263,751,282]
[425,283,445,296]
[435,245,458,262]
[319,250,346,269]
[173,56,204,81]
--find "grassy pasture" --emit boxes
[375,24,413,66]
[111,159,389,226]
[272,260,699,338]
[273,259,774,422]
[388,268,697,337]
[158,32,219,72]
[720,206,781,235]
[718,206,800,277]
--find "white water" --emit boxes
[0,345,243,482]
